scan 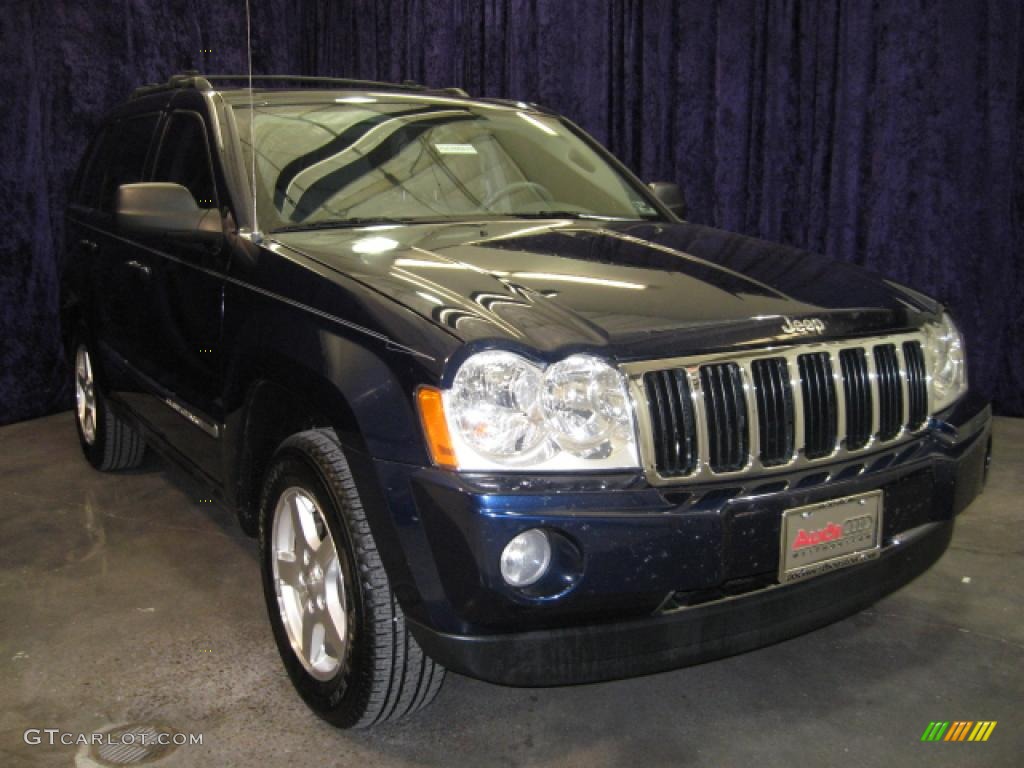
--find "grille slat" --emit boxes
[700,363,748,472]
[903,341,928,429]
[874,344,903,440]
[840,348,872,450]
[752,358,794,466]
[798,352,838,459]
[639,333,931,480]
[643,369,697,477]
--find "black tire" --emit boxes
[73,338,146,471]
[258,428,445,728]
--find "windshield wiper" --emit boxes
[271,217,420,233]
[271,212,650,233]
[502,211,638,221]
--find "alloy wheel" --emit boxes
[271,487,350,681]
[75,345,98,445]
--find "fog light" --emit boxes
[500,529,551,587]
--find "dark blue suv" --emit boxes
[62,73,992,728]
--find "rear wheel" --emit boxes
[258,428,444,728]
[73,340,145,471]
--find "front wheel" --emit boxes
[258,429,444,728]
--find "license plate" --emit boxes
[779,491,883,584]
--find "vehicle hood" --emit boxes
[270,219,939,362]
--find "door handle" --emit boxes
[79,238,98,253]
[124,259,152,278]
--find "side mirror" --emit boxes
[116,183,221,242]
[647,181,687,219]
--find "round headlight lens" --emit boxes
[500,529,552,587]
[541,355,634,458]
[440,351,640,470]
[925,313,967,411]
[448,350,548,461]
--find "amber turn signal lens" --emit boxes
[416,387,457,469]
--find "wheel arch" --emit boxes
[224,341,429,577]
[229,367,365,536]
[228,362,427,627]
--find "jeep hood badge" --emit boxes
[781,316,826,335]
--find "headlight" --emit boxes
[923,312,967,411]
[541,355,634,458]
[433,351,639,471]
[447,350,551,463]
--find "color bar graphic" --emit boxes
[921,721,996,742]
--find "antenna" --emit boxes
[244,0,261,242]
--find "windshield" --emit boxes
[233,100,662,232]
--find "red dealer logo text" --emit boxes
[792,522,843,551]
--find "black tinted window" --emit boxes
[99,114,160,211]
[153,113,217,208]
[76,126,116,209]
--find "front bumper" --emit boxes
[411,519,951,685]
[373,396,991,686]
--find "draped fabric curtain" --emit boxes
[1,0,1021,424]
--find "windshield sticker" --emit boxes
[434,143,478,155]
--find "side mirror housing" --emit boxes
[116,183,221,242]
[648,181,687,219]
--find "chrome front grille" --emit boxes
[625,332,931,484]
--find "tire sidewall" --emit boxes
[258,446,370,723]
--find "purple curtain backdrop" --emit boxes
[1,0,1021,425]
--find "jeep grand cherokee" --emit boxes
[61,72,991,728]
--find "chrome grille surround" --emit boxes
[622,331,931,485]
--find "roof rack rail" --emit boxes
[203,74,429,91]
[130,72,432,100]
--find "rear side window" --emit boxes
[98,114,160,211]
[153,112,217,209]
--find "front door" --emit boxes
[127,110,228,482]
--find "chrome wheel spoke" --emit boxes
[290,493,322,553]
[275,550,303,586]
[314,537,338,574]
[322,572,347,650]
[301,612,321,664]
[318,604,345,657]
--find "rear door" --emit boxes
[68,114,162,394]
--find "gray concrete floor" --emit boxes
[0,412,1021,768]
